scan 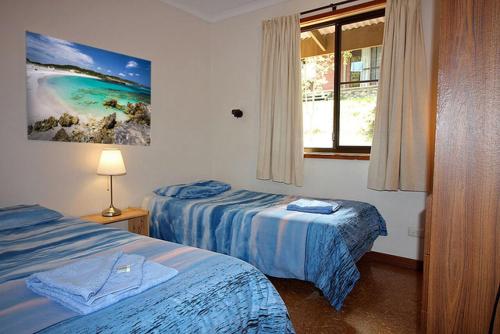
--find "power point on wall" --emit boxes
[408,226,424,238]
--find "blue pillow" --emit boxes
[0,205,63,231]
[176,183,231,199]
[153,183,187,197]
[154,180,231,199]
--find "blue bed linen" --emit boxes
[232,206,310,279]
[0,204,63,231]
[148,189,387,310]
[0,212,294,333]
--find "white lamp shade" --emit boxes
[97,149,126,176]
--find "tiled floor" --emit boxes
[270,258,422,334]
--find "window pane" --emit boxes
[339,82,377,146]
[301,27,334,148]
[340,17,384,83]
[339,17,384,146]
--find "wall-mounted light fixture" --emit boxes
[231,109,243,118]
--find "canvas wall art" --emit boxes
[26,31,151,145]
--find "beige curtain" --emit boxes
[368,0,431,191]
[257,14,304,186]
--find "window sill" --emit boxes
[304,153,370,160]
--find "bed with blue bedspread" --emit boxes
[145,184,387,310]
[0,205,294,333]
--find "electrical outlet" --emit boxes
[408,226,424,238]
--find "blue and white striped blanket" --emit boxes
[0,209,294,333]
[147,189,387,310]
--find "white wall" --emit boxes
[208,0,437,260]
[0,0,213,216]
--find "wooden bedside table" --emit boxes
[81,208,149,236]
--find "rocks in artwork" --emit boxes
[32,108,151,145]
[53,128,70,142]
[58,113,79,127]
[33,117,58,132]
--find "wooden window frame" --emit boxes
[301,8,385,155]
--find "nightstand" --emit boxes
[81,207,149,236]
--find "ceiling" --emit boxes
[159,0,290,22]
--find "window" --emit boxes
[301,10,385,153]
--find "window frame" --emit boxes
[301,8,385,154]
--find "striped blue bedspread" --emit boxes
[147,189,387,310]
[0,214,294,333]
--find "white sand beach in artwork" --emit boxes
[26,64,99,123]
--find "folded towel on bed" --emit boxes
[26,252,178,315]
[154,180,231,199]
[286,199,341,214]
[0,204,63,231]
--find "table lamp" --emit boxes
[97,148,126,217]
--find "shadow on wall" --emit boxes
[417,208,427,260]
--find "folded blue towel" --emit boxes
[26,252,178,315]
[286,199,341,214]
[0,204,63,231]
[154,180,231,199]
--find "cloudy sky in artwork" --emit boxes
[26,31,151,87]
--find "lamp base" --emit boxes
[101,205,122,217]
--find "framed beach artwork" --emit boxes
[26,31,151,145]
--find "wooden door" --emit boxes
[426,0,499,332]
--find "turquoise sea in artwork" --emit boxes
[45,75,151,121]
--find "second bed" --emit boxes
[144,187,387,310]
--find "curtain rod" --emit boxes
[300,0,365,16]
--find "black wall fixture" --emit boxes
[231,109,243,118]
